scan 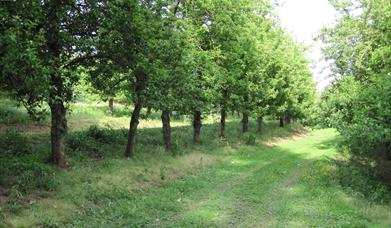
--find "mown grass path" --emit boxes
[67,129,391,227]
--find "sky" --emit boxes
[277,0,337,91]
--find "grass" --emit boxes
[0,120,304,226]
[0,98,191,131]
[1,99,391,227]
[56,129,389,227]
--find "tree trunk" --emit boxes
[257,116,263,133]
[220,107,226,137]
[242,94,249,133]
[46,4,67,168]
[242,112,249,133]
[279,117,284,127]
[285,115,291,124]
[108,98,114,116]
[49,101,68,168]
[124,70,146,157]
[161,110,172,150]
[193,111,202,144]
[124,102,142,157]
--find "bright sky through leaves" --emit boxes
[277,0,337,91]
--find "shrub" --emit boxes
[0,159,58,193]
[319,76,391,183]
[335,159,391,204]
[0,129,31,157]
[65,131,101,158]
[86,125,117,143]
[0,207,5,222]
[38,217,61,228]
[65,125,127,159]
[245,133,256,146]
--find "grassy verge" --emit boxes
[59,129,391,227]
[2,127,391,227]
[0,111,306,227]
[1,99,390,227]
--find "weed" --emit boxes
[244,133,256,146]
[334,159,391,204]
[6,187,23,213]
[0,129,31,157]
[0,160,58,193]
[0,104,30,125]
[65,125,127,159]
[38,217,61,228]
[2,100,390,227]
[160,166,167,180]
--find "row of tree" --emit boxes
[0,0,316,167]
[318,0,391,182]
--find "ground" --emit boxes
[1,99,390,227]
[63,129,391,227]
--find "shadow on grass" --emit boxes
[62,139,314,227]
[61,128,391,227]
[330,157,391,204]
[64,120,306,161]
[313,132,391,204]
[315,135,341,150]
[2,121,391,227]
[0,118,307,226]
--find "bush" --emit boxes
[244,133,256,146]
[319,76,391,182]
[335,159,391,204]
[0,159,58,193]
[65,125,127,159]
[0,129,31,157]
[0,104,29,125]
[65,131,101,158]
[38,217,61,228]
[85,125,118,143]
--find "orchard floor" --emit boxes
[5,128,391,227]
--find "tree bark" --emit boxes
[220,89,228,138]
[124,102,142,157]
[108,98,114,116]
[161,110,172,150]
[193,111,202,144]
[285,115,291,124]
[242,112,249,133]
[45,3,68,168]
[124,69,146,157]
[279,117,284,127]
[257,116,263,133]
[49,101,67,168]
[242,94,249,133]
[220,107,226,137]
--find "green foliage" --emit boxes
[6,187,24,213]
[58,129,391,227]
[244,133,256,146]
[0,0,101,109]
[319,0,391,181]
[85,125,121,144]
[334,159,391,204]
[0,103,31,125]
[37,217,61,228]
[65,125,127,159]
[0,129,31,157]
[0,159,58,193]
[0,0,317,164]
